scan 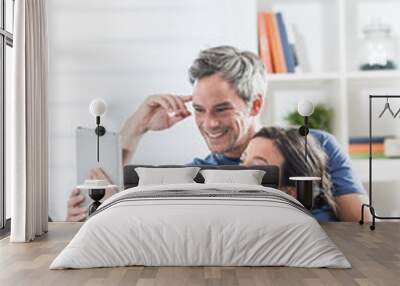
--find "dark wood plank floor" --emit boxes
[0,222,399,286]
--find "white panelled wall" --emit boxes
[48,0,257,220]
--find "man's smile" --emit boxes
[204,129,229,140]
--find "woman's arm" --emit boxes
[309,130,371,222]
[335,193,371,222]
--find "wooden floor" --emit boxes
[0,222,399,286]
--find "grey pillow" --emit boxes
[135,167,201,186]
[200,169,266,185]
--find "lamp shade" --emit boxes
[89,98,107,117]
[298,100,314,117]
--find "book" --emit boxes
[350,154,386,159]
[276,12,295,73]
[349,143,384,153]
[257,12,273,73]
[265,12,283,73]
[349,151,384,157]
[349,136,387,144]
[271,13,287,73]
[287,23,309,73]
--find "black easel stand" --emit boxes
[359,95,400,230]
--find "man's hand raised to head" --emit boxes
[143,94,193,132]
[120,94,193,164]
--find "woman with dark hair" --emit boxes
[240,126,338,221]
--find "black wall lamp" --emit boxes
[290,100,321,210]
[89,98,107,162]
[76,98,115,215]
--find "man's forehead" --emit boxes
[191,74,246,108]
[192,89,228,102]
[192,86,239,106]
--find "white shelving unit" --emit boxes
[346,71,400,80]
[266,73,339,82]
[257,0,400,183]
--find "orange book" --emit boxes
[257,12,273,73]
[273,13,287,73]
[349,144,384,153]
[266,12,286,73]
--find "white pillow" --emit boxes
[135,167,200,186]
[200,169,266,185]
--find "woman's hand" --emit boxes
[65,168,118,222]
[66,188,87,222]
[89,167,118,199]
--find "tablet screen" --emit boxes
[76,127,123,203]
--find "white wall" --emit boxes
[48,0,257,220]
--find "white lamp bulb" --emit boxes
[298,100,314,117]
[89,98,107,117]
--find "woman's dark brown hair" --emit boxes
[253,127,336,214]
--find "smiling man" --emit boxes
[120,46,266,166]
[191,74,259,161]
[67,46,367,222]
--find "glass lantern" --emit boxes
[359,20,396,71]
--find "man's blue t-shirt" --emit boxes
[189,129,365,222]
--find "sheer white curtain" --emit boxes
[10,0,48,242]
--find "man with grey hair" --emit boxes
[67,45,367,222]
[120,45,266,166]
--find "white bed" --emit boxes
[50,183,350,269]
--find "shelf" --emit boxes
[346,71,400,80]
[266,73,339,83]
[265,71,400,82]
[351,158,400,182]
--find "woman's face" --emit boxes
[241,137,284,167]
[241,137,297,197]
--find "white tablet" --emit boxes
[76,127,123,200]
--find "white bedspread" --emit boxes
[50,183,351,269]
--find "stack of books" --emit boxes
[257,11,297,74]
[349,137,386,159]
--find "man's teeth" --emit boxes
[208,131,225,138]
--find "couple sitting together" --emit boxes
[67,45,369,222]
